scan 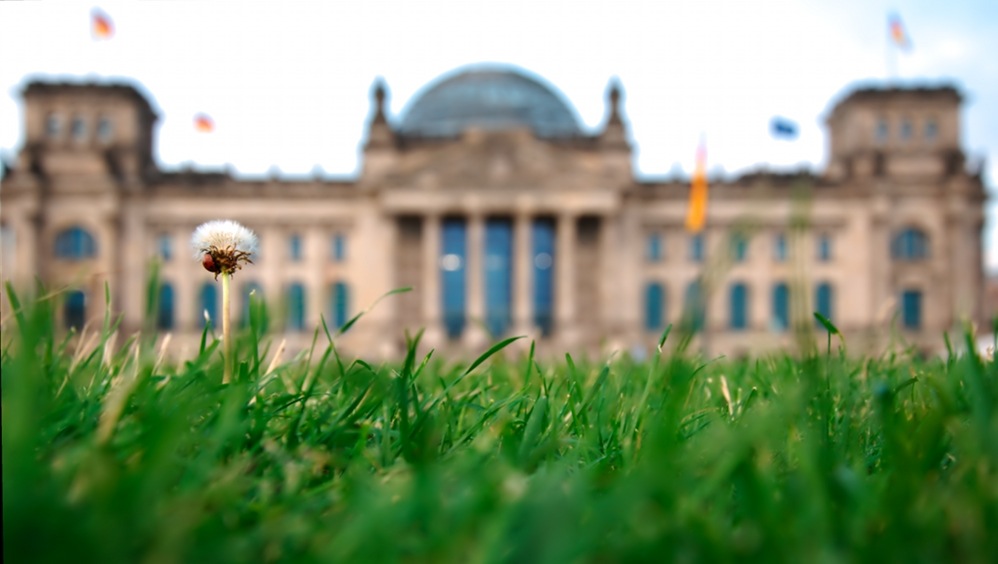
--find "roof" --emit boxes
[398,65,582,139]
[23,79,159,119]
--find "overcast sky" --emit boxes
[2,0,996,270]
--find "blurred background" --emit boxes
[0,0,995,356]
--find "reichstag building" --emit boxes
[0,65,986,358]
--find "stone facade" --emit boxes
[0,67,987,359]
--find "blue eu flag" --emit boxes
[771,117,798,139]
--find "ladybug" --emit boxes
[202,252,221,275]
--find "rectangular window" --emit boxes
[875,119,888,143]
[689,234,705,262]
[532,218,555,337]
[158,233,172,261]
[289,234,303,262]
[645,283,664,331]
[900,119,913,141]
[332,233,346,262]
[817,234,832,262]
[731,233,748,262]
[901,290,922,330]
[924,119,937,142]
[729,283,748,330]
[774,233,787,262]
[441,218,467,340]
[646,233,663,262]
[772,283,789,332]
[483,218,513,337]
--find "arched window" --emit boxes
[157,283,175,330]
[54,227,97,260]
[644,282,664,331]
[729,283,749,330]
[332,281,350,329]
[815,282,834,323]
[683,280,705,332]
[772,282,790,331]
[64,290,86,330]
[892,228,929,261]
[287,282,306,331]
[199,282,218,327]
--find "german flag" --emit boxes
[92,9,113,40]
[685,141,708,233]
[194,114,215,133]
[889,13,912,51]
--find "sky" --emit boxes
[1,0,997,270]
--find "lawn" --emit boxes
[3,286,998,563]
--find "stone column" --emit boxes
[513,212,533,337]
[175,224,197,332]
[464,212,488,348]
[422,213,444,347]
[306,225,324,331]
[556,213,577,346]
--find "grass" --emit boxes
[3,284,998,563]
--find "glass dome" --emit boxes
[398,66,582,139]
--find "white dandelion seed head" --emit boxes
[191,220,258,258]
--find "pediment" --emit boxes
[382,128,605,190]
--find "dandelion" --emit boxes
[192,220,257,383]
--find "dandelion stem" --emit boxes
[222,271,233,384]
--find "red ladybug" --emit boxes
[202,253,221,275]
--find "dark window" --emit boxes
[772,282,790,332]
[287,283,306,331]
[817,234,832,262]
[157,283,175,330]
[484,218,513,337]
[875,119,888,143]
[289,234,303,262]
[158,233,172,261]
[892,228,929,261]
[332,233,346,262]
[689,234,705,262]
[731,233,748,262]
[683,280,706,332]
[924,119,937,142]
[441,218,467,339]
[71,116,87,141]
[646,233,663,262]
[332,281,350,329]
[901,289,922,329]
[774,233,787,262]
[97,116,113,142]
[815,283,834,324]
[241,281,265,330]
[730,283,749,330]
[900,119,913,141]
[199,283,218,327]
[64,290,86,330]
[644,282,664,331]
[46,113,62,138]
[532,218,555,336]
[54,227,97,260]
